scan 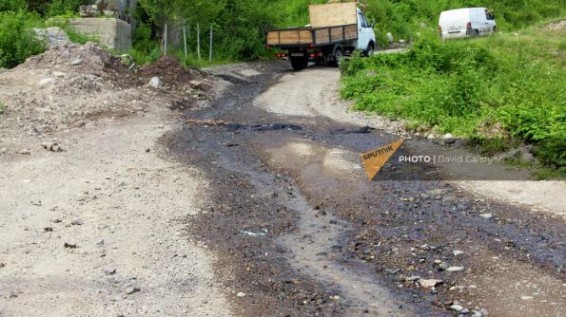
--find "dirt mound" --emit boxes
[0,43,216,140]
[138,56,209,89]
[18,42,126,77]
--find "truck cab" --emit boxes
[356,9,376,55]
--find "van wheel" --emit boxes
[290,55,308,71]
[473,29,480,37]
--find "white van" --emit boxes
[438,7,496,39]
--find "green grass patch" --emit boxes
[341,26,566,176]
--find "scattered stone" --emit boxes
[9,292,18,299]
[103,267,117,275]
[419,279,443,288]
[33,27,69,48]
[41,142,64,152]
[43,227,54,232]
[71,219,84,226]
[19,149,31,155]
[385,268,400,274]
[236,292,246,297]
[189,80,203,88]
[53,218,62,223]
[443,133,456,144]
[71,58,83,66]
[521,296,533,300]
[31,200,42,206]
[453,250,464,256]
[479,213,493,219]
[461,308,470,314]
[96,239,105,246]
[450,304,464,312]
[446,266,465,272]
[39,78,56,87]
[408,275,421,282]
[438,262,449,271]
[125,286,140,295]
[145,148,150,153]
[148,77,161,89]
[0,263,5,268]
[64,242,77,249]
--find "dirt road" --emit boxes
[2,44,566,317]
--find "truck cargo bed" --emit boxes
[266,24,357,48]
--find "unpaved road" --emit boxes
[2,46,566,317]
[182,62,566,317]
[0,112,233,316]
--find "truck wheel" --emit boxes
[290,55,308,71]
[365,43,375,56]
[329,48,343,67]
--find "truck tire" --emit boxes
[290,55,308,71]
[329,48,343,67]
[365,43,375,56]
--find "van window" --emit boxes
[485,10,494,20]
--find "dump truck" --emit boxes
[266,1,376,71]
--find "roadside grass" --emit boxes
[341,23,566,177]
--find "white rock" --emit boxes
[453,250,464,256]
[446,266,465,272]
[480,213,493,219]
[39,78,55,86]
[450,304,463,312]
[419,279,443,288]
[148,77,161,89]
[521,296,533,300]
[236,292,246,297]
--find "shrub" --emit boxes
[341,32,566,173]
[0,11,45,68]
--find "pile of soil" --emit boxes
[20,42,126,78]
[138,56,211,90]
[0,43,212,139]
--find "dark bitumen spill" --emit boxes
[163,63,566,317]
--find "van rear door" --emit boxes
[439,9,470,39]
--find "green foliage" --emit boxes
[0,11,45,68]
[341,30,566,174]
[0,0,26,12]
[47,0,89,17]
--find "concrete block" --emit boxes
[68,18,132,51]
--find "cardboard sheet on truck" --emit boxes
[266,2,358,47]
[309,2,357,28]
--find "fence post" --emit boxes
[209,25,213,62]
[197,23,201,60]
[183,25,187,58]
[163,22,168,55]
